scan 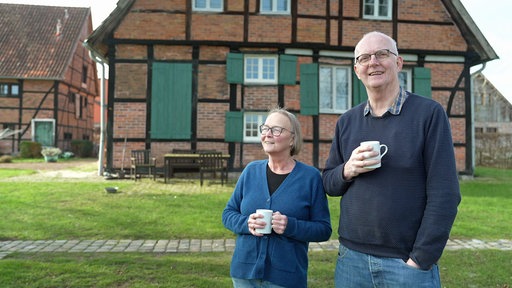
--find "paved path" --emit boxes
[1,238,511,259]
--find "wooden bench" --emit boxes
[164,150,228,183]
[164,150,199,181]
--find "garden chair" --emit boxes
[130,149,157,181]
[199,151,227,186]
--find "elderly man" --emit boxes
[322,31,461,288]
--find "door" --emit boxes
[32,119,55,147]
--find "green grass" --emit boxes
[1,251,510,287]
[0,164,511,287]
[451,167,512,239]
[0,169,35,178]
[0,179,235,240]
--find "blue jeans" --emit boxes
[334,244,441,288]
[232,278,286,288]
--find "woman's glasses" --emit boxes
[259,125,294,136]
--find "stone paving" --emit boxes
[1,238,511,259]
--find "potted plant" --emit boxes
[41,147,62,162]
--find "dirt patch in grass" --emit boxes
[0,159,106,182]
[0,158,97,171]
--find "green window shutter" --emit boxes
[151,62,192,140]
[278,54,297,85]
[226,53,244,84]
[413,67,432,98]
[300,63,319,115]
[352,69,368,106]
[225,111,243,142]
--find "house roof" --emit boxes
[84,0,135,61]
[440,0,498,64]
[0,4,90,80]
[472,72,512,106]
[85,0,498,66]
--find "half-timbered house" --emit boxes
[0,4,99,155]
[85,0,498,175]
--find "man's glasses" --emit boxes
[259,125,294,137]
[355,49,397,65]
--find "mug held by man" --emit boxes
[360,141,388,169]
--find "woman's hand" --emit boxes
[247,212,265,236]
[271,211,288,234]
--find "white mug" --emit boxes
[360,141,388,169]
[255,209,273,234]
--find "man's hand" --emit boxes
[343,144,380,180]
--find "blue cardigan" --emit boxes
[322,93,461,270]
[222,160,332,288]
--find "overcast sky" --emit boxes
[1,0,510,104]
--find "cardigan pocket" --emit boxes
[270,238,297,272]
[235,236,258,264]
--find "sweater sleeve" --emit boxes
[409,104,461,269]
[322,119,353,197]
[222,166,251,235]
[283,171,332,242]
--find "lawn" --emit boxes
[0,162,511,287]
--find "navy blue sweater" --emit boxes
[322,93,461,270]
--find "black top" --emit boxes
[266,164,290,195]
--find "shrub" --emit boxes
[71,140,93,158]
[19,141,42,158]
[0,155,13,163]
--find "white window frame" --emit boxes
[244,55,278,84]
[363,0,392,20]
[192,0,223,12]
[260,0,290,15]
[399,69,412,92]
[243,112,266,143]
[319,65,352,114]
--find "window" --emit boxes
[261,0,290,14]
[227,53,296,85]
[82,65,88,84]
[363,0,392,20]
[399,69,412,91]
[244,56,278,84]
[0,83,20,97]
[244,112,266,143]
[319,66,351,113]
[75,94,82,119]
[2,124,15,137]
[193,0,223,11]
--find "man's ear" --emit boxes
[354,65,361,79]
[396,56,403,72]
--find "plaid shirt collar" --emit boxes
[364,87,408,116]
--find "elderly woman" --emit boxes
[222,107,332,288]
